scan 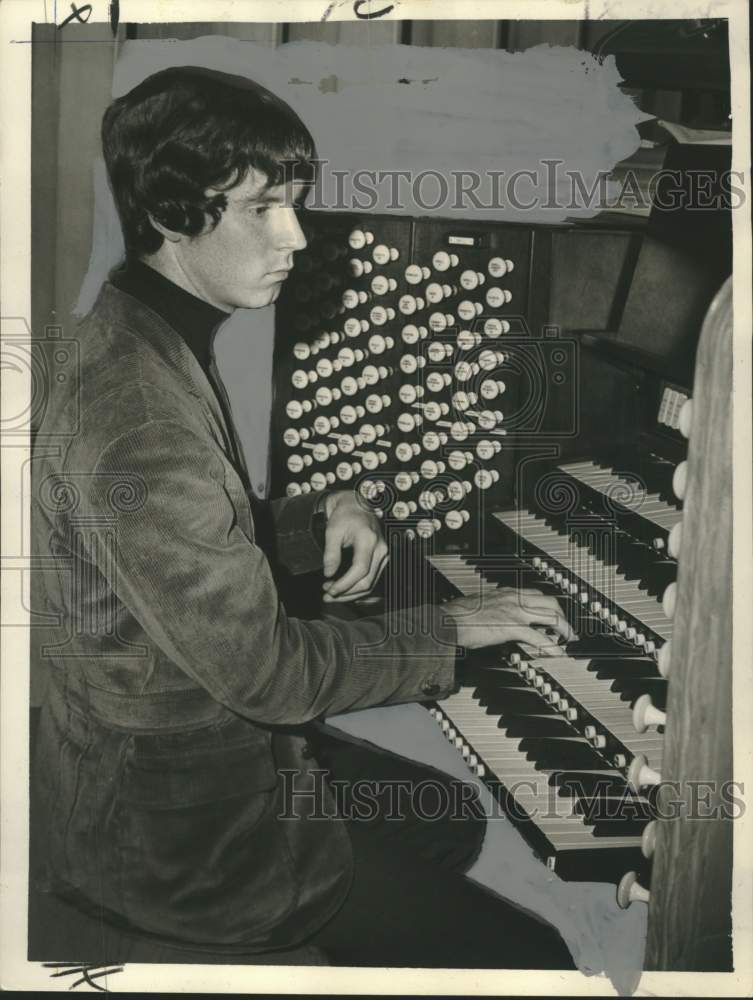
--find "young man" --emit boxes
[30,66,575,969]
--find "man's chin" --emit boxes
[236,286,282,310]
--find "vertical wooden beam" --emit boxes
[645,277,733,970]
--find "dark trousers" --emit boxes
[29,714,573,970]
[304,726,575,970]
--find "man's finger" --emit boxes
[337,548,389,601]
[323,547,373,598]
[359,545,384,593]
[514,595,577,642]
[514,628,564,657]
[322,525,344,579]
[324,546,384,603]
[372,546,389,584]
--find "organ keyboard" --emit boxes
[272,196,734,969]
[427,549,664,880]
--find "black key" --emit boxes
[638,560,677,596]
[550,770,629,797]
[588,657,661,681]
[566,634,636,657]
[503,715,577,739]
[581,802,652,837]
[610,677,668,710]
[518,736,611,771]
[476,687,552,716]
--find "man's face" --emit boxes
[174,169,308,311]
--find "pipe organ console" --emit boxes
[270,152,734,971]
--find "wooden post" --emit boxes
[645,276,734,970]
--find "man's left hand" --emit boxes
[321,491,389,602]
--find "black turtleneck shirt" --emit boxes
[110,257,228,377]
[109,257,255,487]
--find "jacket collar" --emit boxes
[91,282,235,452]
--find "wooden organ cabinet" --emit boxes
[270,144,735,972]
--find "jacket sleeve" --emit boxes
[266,489,328,575]
[83,419,458,726]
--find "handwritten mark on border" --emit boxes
[44,963,124,991]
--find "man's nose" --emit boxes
[279,207,307,253]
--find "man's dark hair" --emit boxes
[102,65,317,255]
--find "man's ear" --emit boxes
[146,213,184,244]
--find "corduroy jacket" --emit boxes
[30,282,458,955]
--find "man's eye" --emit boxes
[251,205,270,217]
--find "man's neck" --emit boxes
[110,257,229,375]
[140,250,231,314]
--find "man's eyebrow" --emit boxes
[239,192,281,204]
[238,189,308,205]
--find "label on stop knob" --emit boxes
[445,510,465,530]
[474,468,498,489]
[478,349,499,371]
[480,379,503,399]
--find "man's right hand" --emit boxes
[443,587,576,655]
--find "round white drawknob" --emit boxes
[627,754,662,792]
[668,521,683,559]
[672,460,688,500]
[679,397,693,438]
[617,871,650,909]
[662,582,677,619]
[657,640,672,678]
[632,693,667,733]
[641,820,657,859]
